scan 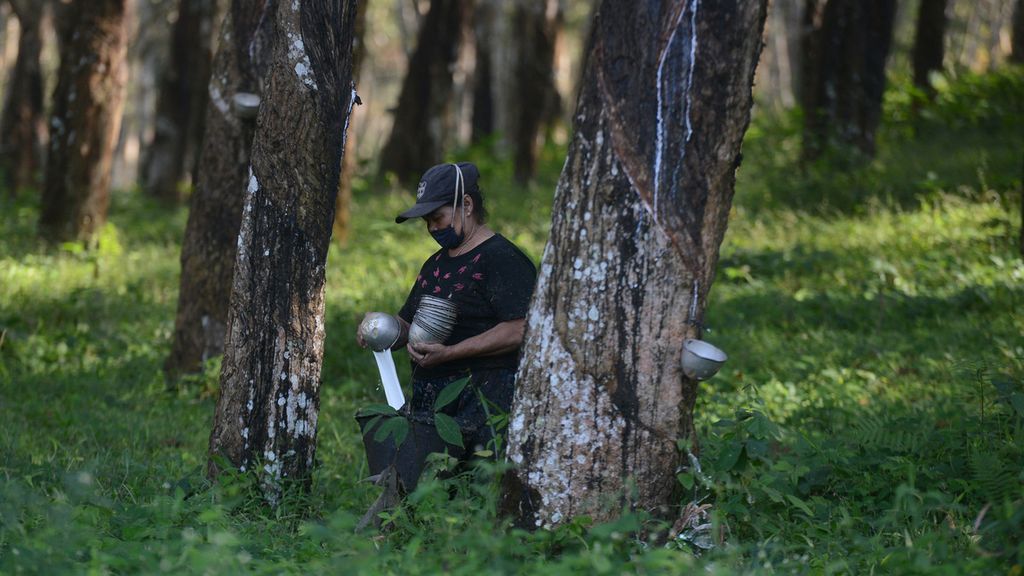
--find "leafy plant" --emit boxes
[432,376,470,449]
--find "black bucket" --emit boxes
[356,412,465,492]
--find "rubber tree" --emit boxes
[140,0,219,203]
[472,0,562,185]
[911,0,949,99]
[0,0,45,197]
[38,0,129,245]
[508,0,561,185]
[332,1,367,246]
[378,0,471,184]
[1011,0,1023,64]
[207,0,358,502]
[164,0,276,381]
[799,0,897,161]
[503,0,768,528]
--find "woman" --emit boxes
[356,162,537,458]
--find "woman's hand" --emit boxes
[407,341,450,368]
[355,312,371,349]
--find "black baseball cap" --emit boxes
[395,162,480,223]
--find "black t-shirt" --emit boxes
[399,234,537,380]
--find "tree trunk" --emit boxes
[1012,0,1024,64]
[38,0,129,245]
[0,0,45,197]
[471,0,495,143]
[503,0,768,528]
[912,0,949,98]
[207,0,358,500]
[756,0,800,109]
[509,0,561,185]
[332,0,367,246]
[140,0,219,203]
[164,0,276,381]
[471,0,561,184]
[800,0,896,162]
[378,0,471,184]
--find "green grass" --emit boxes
[1,70,1023,574]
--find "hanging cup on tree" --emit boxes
[681,339,727,381]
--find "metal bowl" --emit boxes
[407,321,440,346]
[681,339,727,381]
[358,312,401,351]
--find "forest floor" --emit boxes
[1,70,1022,574]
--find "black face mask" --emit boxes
[430,164,467,250]
[430,225,464,249]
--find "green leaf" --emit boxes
[433,413,463,448]
[715,441,744,472]
[374,416,409,447]
[1010,393,1024,418]
[433,377,470,412]
[362,415,383,435]
[391,418,409,446]
[357,403,399,417]
[676,472,694,490]
[786,494,814,517]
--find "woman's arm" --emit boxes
[406,318,525,368]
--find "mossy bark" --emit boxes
[503,0,767,528]
[207,0,358,501]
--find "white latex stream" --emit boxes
[372,349,405,410]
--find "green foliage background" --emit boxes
[1,71,1023,574]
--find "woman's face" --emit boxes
[423,198,473,235]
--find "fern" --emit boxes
[848,411,929,454]
[969,452,1020,505]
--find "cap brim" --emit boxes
[395,200,448,223]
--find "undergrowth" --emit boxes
[1,70,1022,574]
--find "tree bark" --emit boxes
[471,0,495,143]
[471,0,561,184]
[332,1,367,246]
[756,0,800,109]
[140,0,219,203]
[503,0,767,529]
[378,0,471,184]
[509,0,561,185]
[38,0,129,245]
[800,0,896,162]
[164,0,276,381]
[912,0,949,98]
[0,0,45,197]
[1012,0,1024,64]
[207,0,358,500]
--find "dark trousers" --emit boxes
[410,367,515,455]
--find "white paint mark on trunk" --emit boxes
[287,32,317,90]
[209,84,230,116]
